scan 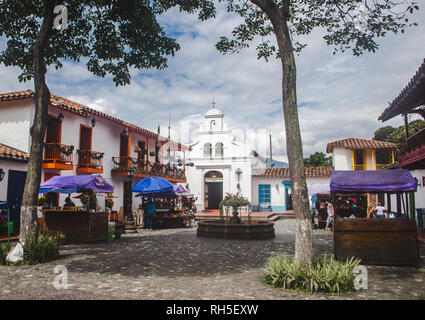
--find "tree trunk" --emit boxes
[20,2,56,242]
[251,0,314,265]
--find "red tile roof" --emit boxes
[379,58,425,122]
[0,90,185,148]
[326,138,396,153]
[253,166,333,178]
[0,143,29,162]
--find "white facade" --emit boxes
[186,108,265,211]
[0,93,184,215]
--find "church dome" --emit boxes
[205,108,223,117]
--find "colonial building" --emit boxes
[251,167,333,212]
[326,137,396,170]
[379,58,425,211]
[0,89,189,233]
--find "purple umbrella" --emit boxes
[39,174,114,194]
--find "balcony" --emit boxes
[111,157,186,183]
[77,150,104,174]
[376,163,393,170]
[406,128,425,152]
[400,128,425,169]
[43,143,74,170]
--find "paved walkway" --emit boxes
[0,219,424,300]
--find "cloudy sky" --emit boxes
[1,2,424,162]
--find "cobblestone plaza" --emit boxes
[0,219,424,300]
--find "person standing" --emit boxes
[325,201,334,231]
[146,199,155,230]
[374,202,387,219]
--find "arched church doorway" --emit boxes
[204,171,223,210]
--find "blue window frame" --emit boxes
[259,184,271,204]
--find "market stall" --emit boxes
[39,174,113,243]
[331,169,419,266]
[132,177,195,229]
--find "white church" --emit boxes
[185,107,266,211]
[185,107,333,212]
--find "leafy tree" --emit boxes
[387,119,425,151]
[373,120,425,162]
[0,0,215,242]
[373,126,396,142]
[303,152,332,167]
[216,0,419,265]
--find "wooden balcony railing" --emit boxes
[77,150,104,173]
[376,163,393,170]
[406,128,425,152]
[111,157,186,181]
[43,143,74,169]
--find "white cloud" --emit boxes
[0,4,424,161]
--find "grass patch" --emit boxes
[264,255,361,294]
[0,242,11,265]
[0,233,62,266]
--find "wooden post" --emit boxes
[408,191,416,225]
[404,113,409,150]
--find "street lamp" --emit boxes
[0,168,5,182]
[58,113,64,123]
[91,117,96,127]
[235,168,242,190]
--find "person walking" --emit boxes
[325,201,334,231]
[146,198,155,230]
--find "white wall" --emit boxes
[0,100,32,153]
[332,147,353,170]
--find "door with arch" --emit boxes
[204,171,223,210]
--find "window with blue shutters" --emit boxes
[259,184,271,204]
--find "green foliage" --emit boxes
[264,255,361,294]
[80,190,97,210]
[373,125,396,142]
[303,152,332,167]
[0,0,216,85]
[23,233,62,264]
[0,242,11,265]
[219,192,251,224]
[216,0,419,59]
[374,119,425,151]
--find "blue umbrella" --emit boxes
[132,177,174,196]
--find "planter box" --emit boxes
[334,218,419,266]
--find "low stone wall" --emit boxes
[197,220,275,240]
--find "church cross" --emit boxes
[211,98,216,109]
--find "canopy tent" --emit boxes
[173,184,187,194]
[308,184,330,196]
[330,169,417,193]
[132,177,174,196]
[39,174,114,194]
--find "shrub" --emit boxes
[0,242,11,265]
[264,255,361,294]
[219,193,251,224]
[80,190,97,210]
[23,233,62,264]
